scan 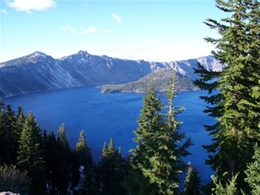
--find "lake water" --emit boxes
[3,86,215,184]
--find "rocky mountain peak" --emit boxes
[29,51,48,58]
[0,51,52,67]
[76,50,89,56]
[25,51,54,64]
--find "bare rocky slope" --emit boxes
[0,50,224,98]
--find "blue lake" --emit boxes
[3,86,215,184]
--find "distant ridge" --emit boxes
[0,51,225,98]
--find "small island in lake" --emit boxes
[101,68,198,93]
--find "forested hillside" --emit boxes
[101,68,197,93]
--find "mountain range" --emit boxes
[0,50,224,98]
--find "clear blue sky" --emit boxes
[1,0,222,63]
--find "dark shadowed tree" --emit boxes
[0,104,25,166]
[43,130,61,195]
[56,123,71,195]
[0,105,6,165]
[183,163,202,195]
[74,130,97,195]
[5,104,18,164]
[16,106,25,137]
[98,138,127,195]
[17,112,46,195]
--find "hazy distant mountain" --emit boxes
[0,50,224,98]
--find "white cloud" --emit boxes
[61,25,77,34]
[82,26,97,34]
[1,9,8,15]
[112,13,122,23]
[6,0,56,13]
[104,29,112,33]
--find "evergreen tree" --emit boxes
[75,130,92,168]
[16,106,25,135]
[56,123,71,195]
[183,163,202,195]
[244,144,260,195]
[0,105,6,165]
[211,174,239,195]
[130,73,192,195]
[193,0,260,192]
[17,112,46,195]
[6,104,17,134]
[5,104,19,164]
[0,104,24,165]
[128,84,164,195]
[124,168,154,195]
[16,106,25,162]
[98,138,127,195]
[74,130,97,195]
[43,130,61,195]
[0,104,18,165]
